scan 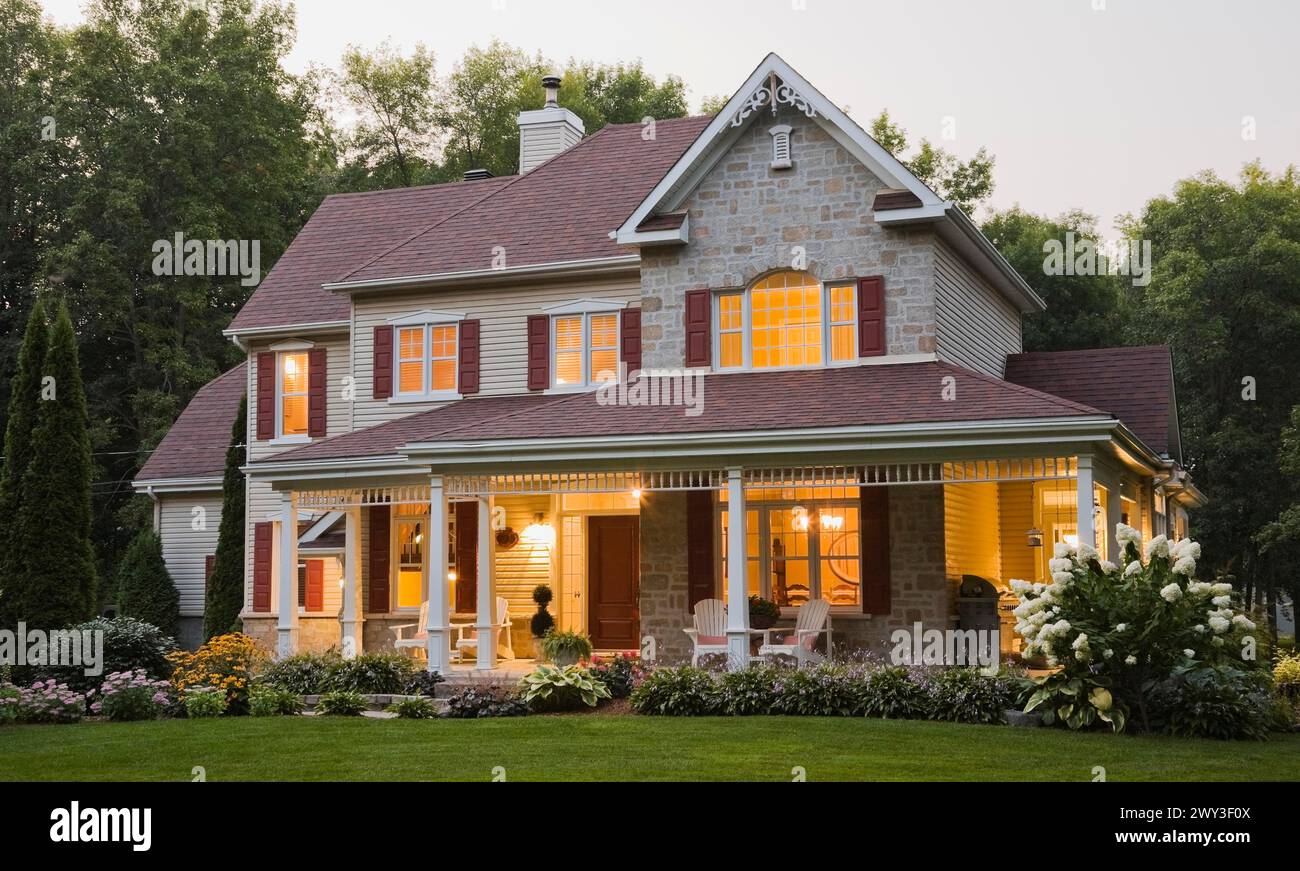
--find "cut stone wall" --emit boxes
[639,107,937,371]
[241,616,340,656]
[638,491,694,664]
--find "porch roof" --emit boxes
[254,361,1109,468]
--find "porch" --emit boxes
[244,450,1180,671]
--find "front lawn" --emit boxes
[2,715,1297,781]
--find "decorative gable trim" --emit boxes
[269,339,315,351]
[540,298,628,316]
[387,309,466,326]
[615,53,943,246]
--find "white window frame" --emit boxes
[388,310,463,403]
[272,341,313,444]
[718,497,864,615]
[542,298,626,392]
[712,278,858,372]
[390,510,428,614]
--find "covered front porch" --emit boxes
[247,443,1183,671]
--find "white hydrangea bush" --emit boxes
[1013,524,1256,731]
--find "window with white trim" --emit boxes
[278,351,308,437]
[394,321,458,399]
[715,270,857,370]
[553,312,620,388]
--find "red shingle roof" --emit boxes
[1005,346,1177,458]
[259,362,1105,465]
[136,363,246,481]
[228,116,712,332]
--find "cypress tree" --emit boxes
[204,395,246,639]
[116,529,181,639]
[16,302,98,626]
[0,299,48,627]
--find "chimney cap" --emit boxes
[463,168,494,181]
[542,74,562,89]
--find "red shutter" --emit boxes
[454,501,478,613]
[252,522,272,612]
[307,347,327,437]
[372,325,394,400]
[860,487,891,615]
[526,315,549,390]
[620,307,642,376]
[255,352,275,440]
[304,559,324,612]
[686,490,715,608]
[204,554,216,582]
[458,319,481,394]
[857,276,886,357]
[684,289,711,367]
[368,506,391,613]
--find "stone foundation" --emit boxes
[240,615,341,655]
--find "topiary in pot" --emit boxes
[530,585,555,657]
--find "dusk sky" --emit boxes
[42,0,1299,238]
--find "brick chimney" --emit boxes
[516,74,585,173]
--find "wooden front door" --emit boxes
[587,516,640,650]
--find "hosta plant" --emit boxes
[518,664,611,711]
[1013,524,1262,732]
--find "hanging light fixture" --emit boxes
[1026,526,1043,548]
[521,512,555,547]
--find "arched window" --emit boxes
[715,270,857,370]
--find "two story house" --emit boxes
[134,53,1203,666]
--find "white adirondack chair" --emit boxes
[683,599,728,667]
[393,601,428,659]
[758,599,832,667]
[451,596,515,662]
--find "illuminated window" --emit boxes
[714,271,856,370]
[394,322,458,398]
[279,351,308,437]
[553,312,620,388]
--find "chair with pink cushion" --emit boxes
[683,599,728,667]
[757,599,832,668]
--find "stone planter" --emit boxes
[552,651,580,668]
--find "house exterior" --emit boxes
[134,53,1204,667]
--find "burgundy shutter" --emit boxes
[454,501,478,613]
[255,352,275,440]
[252,522,272,612]
[860,487,891,615]
[307,347,327,437]
[204,554,216,583]
[526,314,549,390]
[372,325,394,400]
[458,319,481,394]
[684,289,711,367]
[368,506,391,612]
[620,307,642,376]
[857,276,886,357]
[304,559,324,612]
[686,490,715,608]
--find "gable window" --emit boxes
[278,351,308,437]
[715,270,857,370]
[388,311,463,401]
[544,300,624,389]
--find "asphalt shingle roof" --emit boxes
[136,363,246,481]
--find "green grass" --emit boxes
[1,715,1296,781]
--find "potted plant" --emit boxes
[529,585,555,660]
[748,595,781,629]
[540,630,593,667]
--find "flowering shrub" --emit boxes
[0,684,19,724]
[1014,525,1265,734]
[718,664,781,715]
[11,680,87,723]
[184,686,226,718]
[1274,652,1300,702]
[325,652,415,694]
[770,664,863,717]
[258,651,343,695]
[587,653,644,699]
[443,686,528,718]
[860,666,930,719]
[629,666,721,716]
[249,685,303,717]
[925,667,1026,724]
[13,617,176,694]
[91,670,170,721]
[168,633,267,715]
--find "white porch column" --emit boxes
[340,507,363,658]
[425,476,451,672]
[276,491,299,658]
[1105,472,1123,561]
[475,495,497,669]
[725,468,751,670]
[1075,454,1095,555]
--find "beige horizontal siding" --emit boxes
[997,481,1037,585]
[934,239,1022,377]
[943,483,1001,587]
[245,335,351,463]
[157,493,222,617]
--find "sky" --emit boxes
[38,0,1300,239]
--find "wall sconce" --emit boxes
[521,512,555,547]
[1026,527,1043,548]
